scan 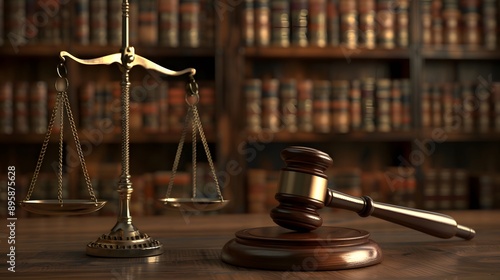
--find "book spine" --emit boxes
[245,79,262,132]
[438,169,453,209]
[89,0,107,45]
[358,0,376,49]
[5,0,26,47]
[442,82,454,130]
[280,79,298,132]
[291,0,308,47]
[461,82,474,132]
[442,0,460,46]
[158,81,169,133]
[390,79,402,130]
[361,78,375,132]
[256,0,271,46]
[376,78,391,132]
[242,0,255,46]
[271,0,290,47]
[139,0,158,46]
[25,0,38,44]
[309,0,327,47]
[180,0,200,47]
[159,0,179,47]
[421,83,432,128]
[297,79,313,132]
[376,0,396,49]
[74,0,89,45]
[79,82,96,130]
[261,79,280,131]
[0,82,13,134]
[483,0,497,50]
[453,169,469,209]
[109,81,121,134]
[30,81,48,134]
[423,169,438,210]
[143,87,160,133]
[431,83,442,128]
[331,80,349,133]
[461,0,481,48]
[349,79,362,131]
[313,80,331,133]
[168,85,186,132]
[339,0,357,48]
[421,0,433,46]
[199,83,216,132]
[477,82,490,132]
[396,0,409,48]
[199,0,214,47]
[493,82,500,132]
[327,0,340,46]
[129,0,139,45]
[108,0,122,46]
[400,79,411,130]
[14,82,29,134]
[431,0,443,46]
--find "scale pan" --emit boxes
[20,200,107,216]
[160,198,229,212]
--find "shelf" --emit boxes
[0,133,59,143]
[244,131,419,143]
[420,130,500,142]
[421,47,500,60]
[243,47,410,59]
[95,131,216,144]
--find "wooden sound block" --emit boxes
[221,226,382,271]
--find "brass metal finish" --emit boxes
[19,200,106,216]
[278,171,328,202]
[160,198,229,212]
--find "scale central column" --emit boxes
[85,0,163,258]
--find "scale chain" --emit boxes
[58,92,64,204]
[166,107,191,198]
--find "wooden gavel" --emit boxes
[270,146,476,240]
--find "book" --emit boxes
[376,0,395,49]
[331,80,349,133]
[358,0,376,49]
[14,82,29,134]
[483,0,497,50]
[180,0,200,47]
[327,0,340,46]
[313,80,331,133]
[245,79,262,133]
[361,78,375,132]
[291,0,308,47]
[79,82,96,130]
[309,0,327,47]
[261,79,280,131]
[297,79,313,132]
[280,79,298,132]
[400,79,411,130]
[461,0,481,48]
[74,0,89,45]
[0,0,3,46]
[492,82,500,132]
[390,79,402,130]
[242,0,255,46]
[89,0,107,45]
[350,79,362,130]
[5,0,27,48]
[460,82,474,132]
[30,81,48,134]
[256,0,271,46]
[159,0,179,47]
[396,0,409,48]
[442,1,460,46]
[108,0,122,46]
[421,0,432,46]
[441,82,454,130]
[339,0,357,49]
[376,78,391,132]
[431,0,443,46]
[271,0,290,47]
[0,81,13,134]
[431,83,442,128]
[143,85,160,133]
[139,0,158,46]
[421,83,431,128]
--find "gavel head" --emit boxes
[270,146,333,232]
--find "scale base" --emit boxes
[221,226,382,271]
[86,222,163,258]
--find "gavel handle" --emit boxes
[326,189,475,240]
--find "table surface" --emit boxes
[1,210,499,279]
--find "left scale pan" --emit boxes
[20,200,107,216]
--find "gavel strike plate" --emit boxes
[221,226,382,271]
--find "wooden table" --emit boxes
[1,210,499,279]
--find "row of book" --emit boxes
[421,0,498,49]
[79,81,216,134]
[245,78,412,134]
[0,81,52,135]
[423,169,500,210]
[0,163,219,217]
[0,0,214,48]
[242,0,410,49]
[422,81,500,132]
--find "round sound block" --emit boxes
[221,226,382,271]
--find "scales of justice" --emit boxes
[19,0,476,270]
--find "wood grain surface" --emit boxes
[0,210,499,279]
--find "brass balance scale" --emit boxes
[19,0,228,258]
